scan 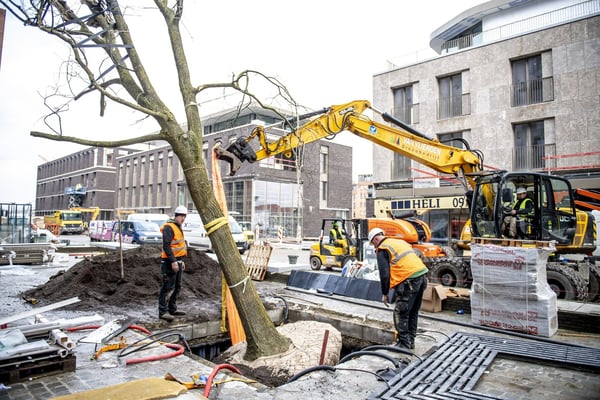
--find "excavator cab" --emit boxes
[469,172,591,248]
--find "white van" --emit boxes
[182,213,248,254]
[127,213,170,228]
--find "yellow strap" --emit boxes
[204,216,229,236]
[93,341,127,360]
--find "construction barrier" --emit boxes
[46,224,60,236]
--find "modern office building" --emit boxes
[370,0,600,246]
[36,106,353,238]
[35,147,140,220]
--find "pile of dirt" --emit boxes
[23,246,223,321]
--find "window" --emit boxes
[224,181,246,214]
[320,146,329,206]
[391,154,411,180]
[514,121,545,169]
[512,55,543,106]
[437,131,464,149]
[320,181,328,202]
[393,85,414,124]
[319,146,329,174]
[438,73,463,119]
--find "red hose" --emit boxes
[125,342,184,365]
[202,364,242,397]
[129,324,152,335]
[66,325,101,332]
[67,324,152,334]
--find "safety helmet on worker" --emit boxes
[333,220,340,228]
[516,187,527,195]
[174,205,188,216]
[368,227,385,243]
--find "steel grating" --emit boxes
[369,331,600,399]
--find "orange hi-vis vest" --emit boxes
[161,221,187,259]
[377,238,428,289]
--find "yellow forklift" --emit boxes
[310,218,364,271]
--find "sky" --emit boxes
[0,0,484,205]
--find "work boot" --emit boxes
[171,310,186,316]
[159,313,175,322]
[393,340,412,350]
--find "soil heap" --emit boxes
[23,246,224,322]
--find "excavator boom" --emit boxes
[216,100,483,191]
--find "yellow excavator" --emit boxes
[216,100,597,301]
[69,207,100,230]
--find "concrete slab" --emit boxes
[267,263,311,274]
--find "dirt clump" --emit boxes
[23,246,223,321]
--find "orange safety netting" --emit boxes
[211,147,246,344]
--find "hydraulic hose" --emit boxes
[67,325,101,332]
[361,345,423,363]
[286,365,336,383]
[124,342,184,365]
[338,350,402,368]
[273,295,289,325]
[117,330,182,357]
[202,363,242,397]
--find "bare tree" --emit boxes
[1,0,292,360]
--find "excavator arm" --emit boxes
[215,100,483,191]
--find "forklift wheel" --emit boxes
[310,256,322,271]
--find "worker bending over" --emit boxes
[369,227,428,350]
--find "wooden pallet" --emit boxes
[245,244,273,281]
[471,237,551,248]
[0,353,76,384]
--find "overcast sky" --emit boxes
[0,0,483,205]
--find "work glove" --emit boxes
[382,294,389,307]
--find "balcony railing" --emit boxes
[441,0,600,54]
[437,93,471,120]
[513,143,556,171]
[511,77,554,106]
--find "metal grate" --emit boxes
[370,331,600,399]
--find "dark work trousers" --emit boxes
[391,275,427,348]
[158,260,183,315]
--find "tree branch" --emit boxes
[30,130,165,148]
[154,0,202,136]
[195,70,299,127]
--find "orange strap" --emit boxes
[212,147,246,344]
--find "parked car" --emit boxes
[111,220,162,245]
[127,213,170,228]
[182,213,248,254]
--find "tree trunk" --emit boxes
[175,142,291,361]
[8,0,291,361]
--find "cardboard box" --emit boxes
[421,283,447,312]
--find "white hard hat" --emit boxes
[516,187,527,195]
[174,206,188,215]
[368,227,384,243]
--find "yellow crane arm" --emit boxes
[215,99,483,191]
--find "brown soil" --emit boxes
[21,246,293,387]
[23,246,223,321]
